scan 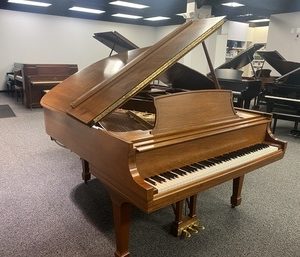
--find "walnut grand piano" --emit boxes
[41,17,286,257]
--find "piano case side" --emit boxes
[43,108,155,209]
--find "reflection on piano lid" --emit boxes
[94,30,216,92]
[41,17,286,257]
[216,43,265,70]
[257,50,300,78]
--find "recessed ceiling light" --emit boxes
[69,6,105,14]
[248,18,270,23]
[112,13,143,19]
[8,0,51,7]
[221,2,245,7]
[109,1,149,9]
[238,13,253,17]
[144,16,170,21]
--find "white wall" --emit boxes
[267,12,300,62]
[222,21,249,42]
[0,9,156,90]
[156,25,225,74]
[247,26,269,43]
[0,9,227,91]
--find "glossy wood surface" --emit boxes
[42,16,225,124]
[41,17,287,257]
[21,64,78,108]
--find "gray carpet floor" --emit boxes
[0,93,299,257]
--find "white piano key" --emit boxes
[144,144,279,194]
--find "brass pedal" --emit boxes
[181,229,191,239]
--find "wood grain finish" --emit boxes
[41,17,287,257]
[20,64,78,108]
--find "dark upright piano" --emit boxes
[257,50,300,134]
[41,17,286,257]
[213,43,265,108]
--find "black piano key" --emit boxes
[180,166,196,172]
[145,178,156,186]
[151,175,165,183]
[172,169,187,176]
[191,163,205,169]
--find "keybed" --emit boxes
[144,143,279,195]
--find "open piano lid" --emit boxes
[216,43,264,70]
[42,16,225,125]
[93,31,138,53]
[257,50,300,76]
[94,30,216,90]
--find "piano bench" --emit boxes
[272,112,300,133]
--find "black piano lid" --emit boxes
[93,31,139,54]
[257,50,300,76]
[216,43,265,70]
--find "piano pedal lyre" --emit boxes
[179,218,205,239]
[171,195,205,239]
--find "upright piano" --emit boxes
[41,17,286,257]
[8,64,78,108]
[257,51,300,134]
[213,44,265,108]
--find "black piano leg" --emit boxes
[231,175,244,208]
[81,158,91,183]
[110,194,131,257]
[244,99,251,109]
[171,194,203,238]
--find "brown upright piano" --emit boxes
[41,17,286,257]
[19,64,78,108]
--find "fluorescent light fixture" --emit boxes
[8,0,51,7]
[248,18,270,23]
[176,13,185,16]
[144,16,170,21]
[221,2,245,7]
[112,13,142,19]
[69,6,105,14]
[109,1,149,9]
[238,13,253,17]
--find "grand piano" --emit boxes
[41,17,286,257]
[213,43,265,109]
[257,51,300,135]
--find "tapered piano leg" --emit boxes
[81,158,91,183]
[110,195,131,257]
[231,175,244,208]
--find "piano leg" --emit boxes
[81,159,91,183]
[171,195,203,238]
[110,194,131,257]
[244,99,251,109]
[231,175,244,208]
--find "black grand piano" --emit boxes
[213,43,265,109]
[257,50,300,135]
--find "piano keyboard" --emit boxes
[144,143,279,194]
